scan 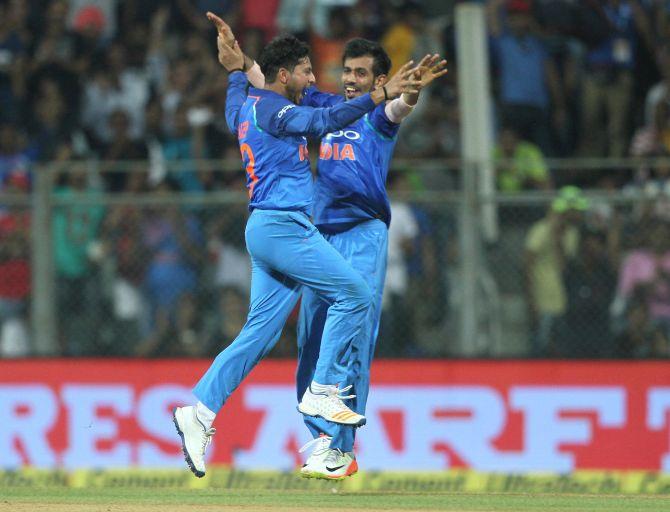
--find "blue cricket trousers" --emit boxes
[193,209,372,413]
[296,219,388,452]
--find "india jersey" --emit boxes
[224,72,378,214]
[302,87,400,232]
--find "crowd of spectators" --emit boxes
[3,0,670,358]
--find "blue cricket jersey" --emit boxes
[302,86,401,232]
[224,72,378,214]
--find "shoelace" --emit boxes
[298,435,332,454]
[202,427,216,454]
[327,384,356,401]
[324,448,346,465]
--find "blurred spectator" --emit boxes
[0,123,33,194]
[616,290,670,357]
[0,178,30,357]
[380,172,419,356]
[81,41,149,147]
[0,0,27,122]
[524,186,587,356]
[100,168,149,354]
[557,227,618,357]
[100,109,148,192]
[615,220,670,338]
[136,179,204,357]
[310,6,357,93]
[493,125,551,192]
[382,1,442,76]
[53,165,105,355]
[205,286,249,356]
[487,0,566,156]
[68,1,118,40]
[579,0,653,158]
[162,103,209,192]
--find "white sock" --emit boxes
[309,381,334,394]
[195,401,216,429]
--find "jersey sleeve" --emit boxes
[256,93,376,139]
[367,103,401,139]
[301,86,342,108]
[224,71,249,135]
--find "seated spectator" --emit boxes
[524,186,587,356]
[494,125,551,192]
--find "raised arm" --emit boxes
[225,71,249,134]
[260,94,378,138]
[259,61,421,138]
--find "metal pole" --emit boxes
[456,3,495,354]
[31,164,57,355]
[456,3,496,240]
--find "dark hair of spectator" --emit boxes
[342,38,391,78]
[258,35,311,83]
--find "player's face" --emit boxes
[287,57,315,104]
[342,56,377,100]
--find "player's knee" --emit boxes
[346,278,373,310]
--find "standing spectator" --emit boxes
[0,0,27,122]
[100,109,147,192]
[0,122,33,195]
[137,179,204,357]
[100,168,150,354]
[53,165,105,355]
[524,186,587,356]
[487,0,566,155]
[493,125,551,192]
[81,41,149,147]
[380,172,419,356]
[579,0,653,157]
[558,228,618,358]
[0,175,30,357]
[616,220,670,337]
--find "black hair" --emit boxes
[342,38,391,78]
[258,34,311,83]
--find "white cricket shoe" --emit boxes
[301,448,358,480]
[297,385,365,426]
[299,434,332,477]
[173,406,216,478]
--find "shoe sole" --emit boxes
[172,408,205,478]
[300,460,359,480]
[297,404,366,427]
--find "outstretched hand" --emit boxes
[216,36,245,72]
[413,54,448,87]
[382,60,423,100]
[207,11,236,47]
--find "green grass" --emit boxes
[3,487,670,511]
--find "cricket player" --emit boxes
[208,14,447,480]
[173,29,421,478]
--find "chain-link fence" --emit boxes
[3,159,670,359]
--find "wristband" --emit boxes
[229,68,244,74]
[382,86,389,101]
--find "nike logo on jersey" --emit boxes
[326,465,346,472]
